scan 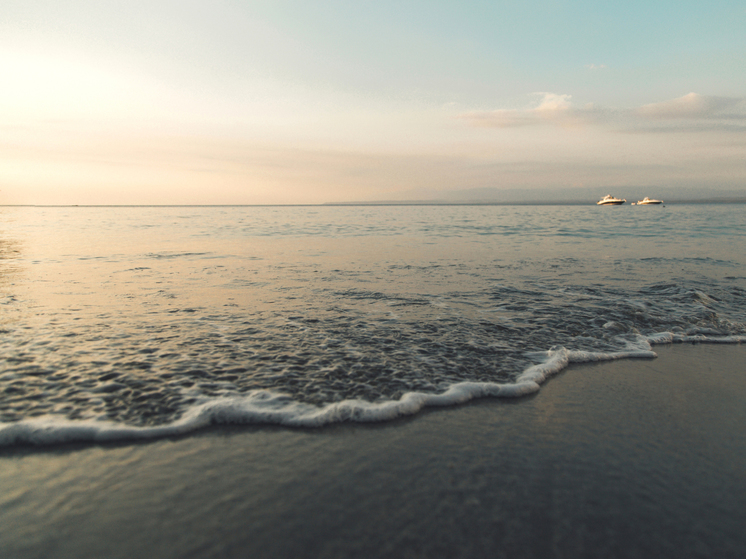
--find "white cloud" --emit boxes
[457,93,577,128]
[635,93,745,120]
[534,92,573,112]
[458,92,746,131]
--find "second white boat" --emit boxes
[636,197,663,205]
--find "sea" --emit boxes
[1,203,745,446]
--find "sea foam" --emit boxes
[3,331,744,448]
[0,344,668,447]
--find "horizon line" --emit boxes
[3,199,746,208]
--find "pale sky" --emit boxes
[2,0,745,204]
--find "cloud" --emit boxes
[458,92,746,132]
[635,93,746,120]
[534,92,572,112]
[585,64,607,70]
[457,93,577,128]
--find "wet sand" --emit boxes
[1,343,745,559]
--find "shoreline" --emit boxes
[1,343,745,558]
[6,337,745,448]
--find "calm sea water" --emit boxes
[1,204,744,445]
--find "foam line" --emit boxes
[646,332,746,344]
[0,381,539,447]
[3,337,744,448]
[516,347,656,384]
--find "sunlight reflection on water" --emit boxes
[1,204,744,429]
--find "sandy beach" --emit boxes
[1,343,744,559]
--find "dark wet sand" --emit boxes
[1,343,745,559]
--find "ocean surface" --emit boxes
[1,204,745,446]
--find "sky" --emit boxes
[1,0,745,205]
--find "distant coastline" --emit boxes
[2,199,746,208]
[324,198,746,206]
[3,194,746,209]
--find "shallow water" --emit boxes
[1,204,745,444]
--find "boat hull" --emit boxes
[597,194,626,205]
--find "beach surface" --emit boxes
[1,343,744,559]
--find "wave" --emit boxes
[1,334,742,448]
[0,342,667,449]
[646,332,746,344]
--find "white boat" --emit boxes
[597,194,626,206]
[636,197,663,205]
